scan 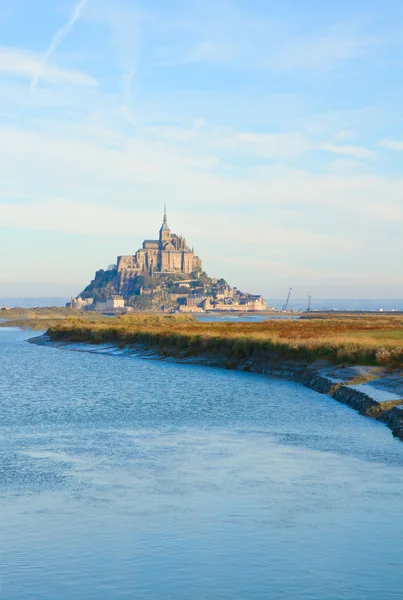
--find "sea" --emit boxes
[1,327,403,599]
[2,297,403,312]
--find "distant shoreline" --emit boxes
[3,297,403,311]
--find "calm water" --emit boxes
[2,297,403,311]
[2,328,403,599]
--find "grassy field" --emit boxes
[0,307,109,330]
[46,313,403,367]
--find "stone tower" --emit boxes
[159,205,171,245]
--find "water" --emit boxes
[2,297,403,311]
[0,298,69,308]
[2,328,403,599]
[267,298,403,312]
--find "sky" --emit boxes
[0,0,403,299]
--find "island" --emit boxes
[70,208,268,314]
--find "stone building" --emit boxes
[95,295,125,312]
[71,296,93,310]
[117,208,202,294]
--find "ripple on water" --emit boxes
[1,328,403,600]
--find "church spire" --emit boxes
[160,204,170,232]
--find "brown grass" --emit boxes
[0,307,109,330]
[46,314,403,367]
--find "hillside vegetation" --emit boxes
[47,314,403,367]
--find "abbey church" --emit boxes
[117,208,202,294]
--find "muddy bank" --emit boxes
[31,334,403,441]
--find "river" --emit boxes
[1,327,403,599]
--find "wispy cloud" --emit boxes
[161,14,380,74]
[88,2,142,125]
[0,47,96,87]
[321,143,375,160]
[121,67,137,125]
[0,0,402,297]
[265,25,378,73]
[379,139,403,151]
[184,41,235,65]
[30,0,89,91]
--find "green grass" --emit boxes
[345,330,403,342]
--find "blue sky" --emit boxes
[1,0,403,298]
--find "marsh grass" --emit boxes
[46,314,403,367]
[0,307,109,330]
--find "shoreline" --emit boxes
[30,333,403,442]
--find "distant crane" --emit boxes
[282,287,292,312]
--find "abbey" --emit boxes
[73,208,268,312]
[117,208,202,294]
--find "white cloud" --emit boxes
[334,130,355,141]
[184,41,235,64]
[142,122,375,165]
[0,47,96,87]
[145,125,309,159]
[379,139,403,151]
[0,122,400,221]
[321,143,375,160]
[1,118,402,297]
[0,197,155,236]
[0,0,400,297]
[230,131,308,158]
[265,26,377,72]
[325,158,366,173]
[160,11,381,74]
